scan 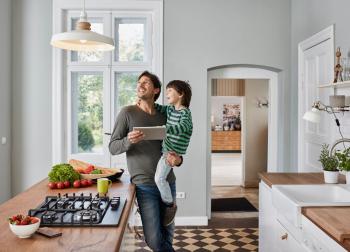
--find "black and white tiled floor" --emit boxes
[122,227,258,251]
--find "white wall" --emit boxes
[12,0,53,195]
[0,0,12,203]
[211,96,242,127]
[291,0,350,170]
[244,80,268,186]
[164,0,291,217]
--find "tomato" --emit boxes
[73,180,81,188]
[48,182,57,189]
[63,181,70,188]
[56,182,65,189]
[86,179,93,186]
[80,179,88,187]
[20,220,29,225]
[84,165,95,174]
[30,217,39,224]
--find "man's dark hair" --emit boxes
[138,71,162,101]
[166,80,192,108]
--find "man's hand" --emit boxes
[127,130,145,144]
[167,151,182,167]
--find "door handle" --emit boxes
[104,133,112,136]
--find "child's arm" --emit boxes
[154,103,168,115]
[167,110,193,135]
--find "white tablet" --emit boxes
[133,126,166,140]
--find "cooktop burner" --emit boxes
[28,193,126,227]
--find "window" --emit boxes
[52,0,163,167]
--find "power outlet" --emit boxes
[176,192,186,199]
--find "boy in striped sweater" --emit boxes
[155,80,193,226]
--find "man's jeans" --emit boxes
[136,183,176,252]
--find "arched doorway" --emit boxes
[206,64,283,218]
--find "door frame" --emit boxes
[206,65,282,219]
[297,25,335,171]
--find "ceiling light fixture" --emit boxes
[50,0,114,52]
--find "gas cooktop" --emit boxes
[28,193,126,227]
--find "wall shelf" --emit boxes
[318,80,350,89]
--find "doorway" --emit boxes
[210,79,268,217]
[206,65,282,219]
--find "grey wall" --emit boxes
[164,0,291,217]
[290,0,350,170]
[244,80,268,186]
[12,0,53,195]
[0,0,12,203]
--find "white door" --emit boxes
[298,26,334,172]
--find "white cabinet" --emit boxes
[259,181,278,251]
[275,220,304,252]
[259,181,346,252]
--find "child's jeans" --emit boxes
[155,153,173,204]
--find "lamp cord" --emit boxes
[329,107,346,149]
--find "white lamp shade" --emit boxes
[51,30,115,52]
[303,108,321,123]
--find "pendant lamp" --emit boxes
[51,0,114,51]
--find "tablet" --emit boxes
[133,126,166,140]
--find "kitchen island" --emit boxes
[259,172,350,252]
[0,175,135,252]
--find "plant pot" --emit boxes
[323,170,339,184]
[345,171,350,184]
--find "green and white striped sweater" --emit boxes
[155,103,193,155]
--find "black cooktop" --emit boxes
[28,193,126,227]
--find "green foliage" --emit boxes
[335,147,350,171]
[78,122,95,151]
[76,74,103,150]
[48,164,80,183]
[116,72,138,112]
[319,144,339,171]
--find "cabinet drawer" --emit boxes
[275,221,305,252]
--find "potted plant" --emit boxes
[335,147,350,184]
[319,144,339,183]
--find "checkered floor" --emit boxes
[121,227,258,251]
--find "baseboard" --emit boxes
[132,216,208,227]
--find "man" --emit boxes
[109,71,182,251]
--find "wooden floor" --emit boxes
[211,186,259,209]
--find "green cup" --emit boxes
[97,178,112,195]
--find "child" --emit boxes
[154,80,193,226]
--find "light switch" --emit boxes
[1,137,6,145]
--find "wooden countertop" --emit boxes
[259,172,346,187]
[302,207,350,251]
[0,176,135,252]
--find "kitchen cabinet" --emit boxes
[259,180,346,252]
[211,131,241,152]
[275,220,304,252]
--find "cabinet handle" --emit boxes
[281,233,288,240]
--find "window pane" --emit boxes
[71,72,103,154]
[115,18,146,62]
[71,17,104,62]
[115,72,140,115]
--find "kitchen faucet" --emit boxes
[330,138,350,157]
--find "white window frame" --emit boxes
[67,11,112,66]
[52,0,163,165]
[67,66,111,166]
[112,12,153,66]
